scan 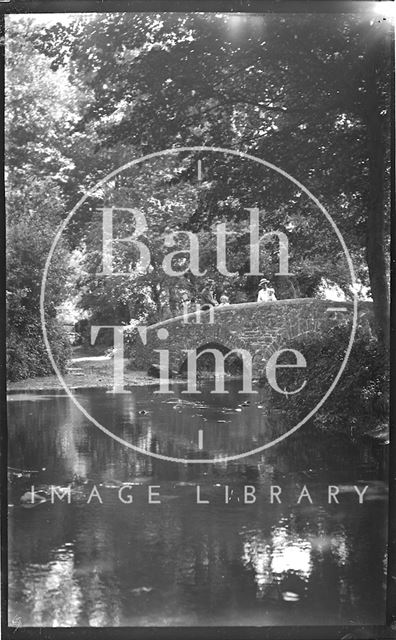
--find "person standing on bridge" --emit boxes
[201,281,219,310]
[257,278,277,302]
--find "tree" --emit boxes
[32,11,391,342]
[5,17,78,379]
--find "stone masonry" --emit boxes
[132,298,373,378]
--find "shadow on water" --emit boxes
[7,381,388,627]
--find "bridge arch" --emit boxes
[179,341,248,375]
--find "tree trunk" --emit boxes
[364,34,390,348]
[274,275,300,299]
[151,283,162,321]
[168,286,178,314]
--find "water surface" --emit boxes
[8,382,388,627]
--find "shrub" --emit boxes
[267,320,389,433]
[7,314,71,382]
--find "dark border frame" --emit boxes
[1,1,394,638]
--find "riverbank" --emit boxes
[6,350,390,446]
[7,347,244,393]
[7,351,161,392]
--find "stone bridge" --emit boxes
[132,299,372,379]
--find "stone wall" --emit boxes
[132,298,373,378]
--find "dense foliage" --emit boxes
[33,12,391,340]
[6,19,74,380]
[5,10,391,382]
[268,319,389,434]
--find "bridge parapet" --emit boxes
[132,298,373,378]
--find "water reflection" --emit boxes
[7,383,388,627]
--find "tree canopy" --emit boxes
[34,11,391,332]
[6,10,391,378]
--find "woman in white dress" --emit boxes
[257,278,277,302]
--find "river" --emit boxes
[7,381,388,627]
